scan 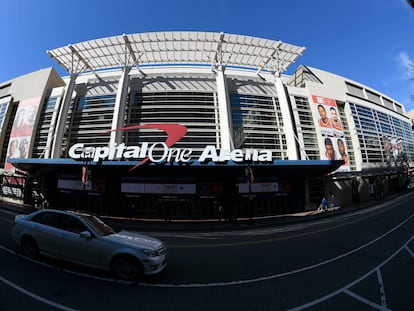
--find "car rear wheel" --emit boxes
[112,255,143,280]
[21,236,39,259]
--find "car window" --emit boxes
[31,212,88,234]
[59,214,88,234]
[80,215,117,236]
[32,212,60,228]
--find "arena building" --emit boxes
[1,31,413,220]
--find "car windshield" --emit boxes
[80,215,118,236]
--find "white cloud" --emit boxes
[399,51,414,78]
[390,51,414,108]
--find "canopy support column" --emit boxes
[110,66,131,144]
[51,72,78,158]
[213,32,233,150]
[274,76,299,160]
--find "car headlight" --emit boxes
[141,248,159,257]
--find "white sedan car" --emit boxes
[11,209,167,280]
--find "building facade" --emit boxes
[1,32,413,220]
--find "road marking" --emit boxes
[288,234,413,311]
[0,244,132,285]
[142,193,413,241]
[1,202,412,292]
[144,197,398,240]
[343,289,391,311]
[0,276,79,311]
[406,245,414,258]
[165,205,410,248]
[4,232,407,310]
[377,268,387,308]
[2,213,412,289]
[139,214,414,288]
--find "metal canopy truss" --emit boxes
[47,32,305,75]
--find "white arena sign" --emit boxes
[68,143,272,164]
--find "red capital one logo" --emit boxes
[109,123,188,171]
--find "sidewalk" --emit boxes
[0,198,37,214]
[0,196,372,233]
[108,204,363,232]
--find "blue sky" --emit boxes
[1,0,414,110]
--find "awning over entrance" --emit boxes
[6,158,344,219]
[8,158,344,180]
[47,32,305,75]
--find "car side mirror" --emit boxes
[80,231,92,239]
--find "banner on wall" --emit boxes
[311,95,349,171]
[382,136,404,163]
[5,97,41,170]
[0,96,12,135]
[121,183,196,194]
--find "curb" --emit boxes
[1,193,407,233]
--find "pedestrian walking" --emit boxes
[217,203,223,222]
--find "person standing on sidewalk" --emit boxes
[318,197,328,212]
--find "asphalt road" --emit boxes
[0,193,413,311]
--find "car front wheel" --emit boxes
[21,236,39,259]
[112,255,143,280]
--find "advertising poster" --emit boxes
[238,182,279,194]
[311,95,349,171]
[5,97,40,170]
[383,136,404,163]
[121,183,196,194]
[58,179,106,192]
[0,96,12,135]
